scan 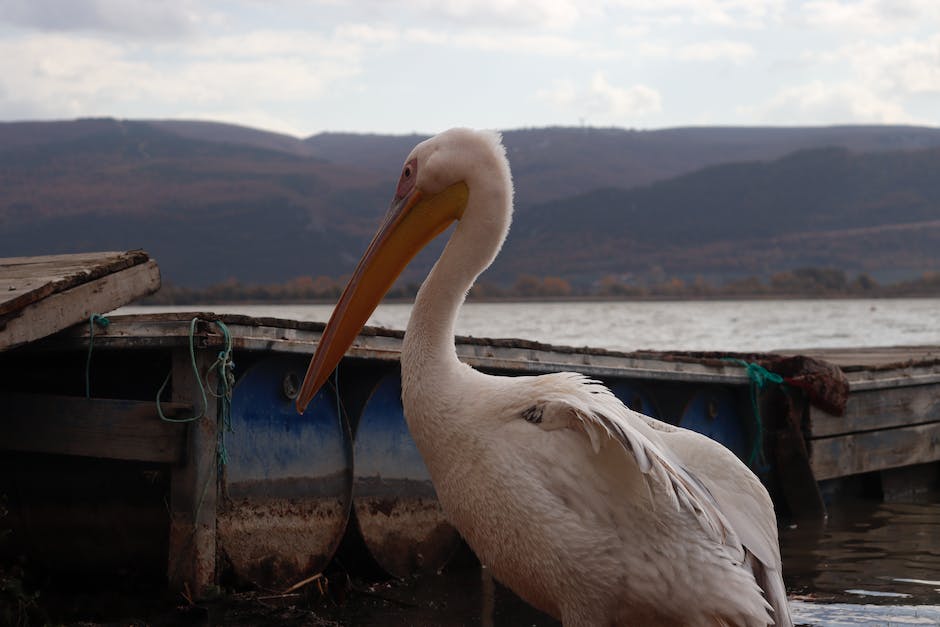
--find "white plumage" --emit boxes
[298,128,792,626]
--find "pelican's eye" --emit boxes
[395,157,418,200]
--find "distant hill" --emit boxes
[306,125,940,206]
[1,118,939,287]
[498,146,940,283]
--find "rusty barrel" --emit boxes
[351,372,461,578]
[220,355,353,588]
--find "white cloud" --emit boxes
[801,0,940,34]
[747,80,917,124]
[405,27,618,59]
[538,72,661,122]
[612,0,786,28]
[676,40,755,62]
[0,0,201,38]
[0,28,366,122]
[640,40,756,63]
[844,36,940,96]
[399,0,583,30]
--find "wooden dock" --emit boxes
[1,261,939,597]
[0,250,160,351]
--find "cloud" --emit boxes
[0,28,367,127]
[394,0,583,30]
[747,80,917,124]
[843,35,940,96]
[612,0,785,28]
[675,40,755,62]
[640,39,755,63]
[0,0,200,38]
[800,0,940,34]
[538,72,661,122]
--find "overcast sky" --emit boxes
[1,0,939,137]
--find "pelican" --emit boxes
[296,128,792,626]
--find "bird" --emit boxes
[296,128,792,627]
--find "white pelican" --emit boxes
[296,128,792,627]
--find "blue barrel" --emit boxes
[220,355,353,588]
[679,388,749,460]
[352,372,460,578]
[609,381,660,418]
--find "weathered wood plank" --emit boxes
[0,258,160,351]
[810,421,940,480]
[810,383,940,438]
[167,347,219,598]
[0,393,188,463]
[0,250,152,315]
[781,346,940,370]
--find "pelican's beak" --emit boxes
[296,181,470,413]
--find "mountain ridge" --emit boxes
[1,118,939,287]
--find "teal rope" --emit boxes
[158,318,235,582]
[85,314,110,398]
[156,316,235,471]
[205,321,235,469]
[724,358,784,468]
[157,318,208,423]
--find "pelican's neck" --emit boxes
[402,180,511,382]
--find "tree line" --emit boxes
[142,267,940,304]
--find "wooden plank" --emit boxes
[810,421,940,480]
[0,393,188,463]
[771,390,825,519]
[0,258,160,351]
[42,314,754,385]
[781,346,940,370]
[167,347,219,598]
[0,250,152,315]
[810,383,940,438]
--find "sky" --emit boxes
[1,0,939,137]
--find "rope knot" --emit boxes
[722,358,785,470]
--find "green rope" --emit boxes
[205,321,235,469]
[85,314,110,398]
[724,358,784,469]
[158,318,235,585]
[156,317,235,472]
[157,318,208,423]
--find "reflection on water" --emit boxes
[782,499,940,626]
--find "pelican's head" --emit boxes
[296,128,512,413]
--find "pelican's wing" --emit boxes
[523,372,740,551]
[651,423,793,627]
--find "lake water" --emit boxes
[116,299,940,626]
[118,297,940,352]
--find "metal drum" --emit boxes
[220,355,353,588]
[352,372,461,578]
[609,381,660,418]
[679,387,749,460]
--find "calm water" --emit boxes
[118,297,940,352]
[116,300,940,625]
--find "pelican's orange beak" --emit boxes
[296,181,470,413]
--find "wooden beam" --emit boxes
[770,390,826,519]
[0,259,161,351]
[0,393,188,463]
[167,347,219,598]
[810,421,940,480]
[809,383,940,438]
